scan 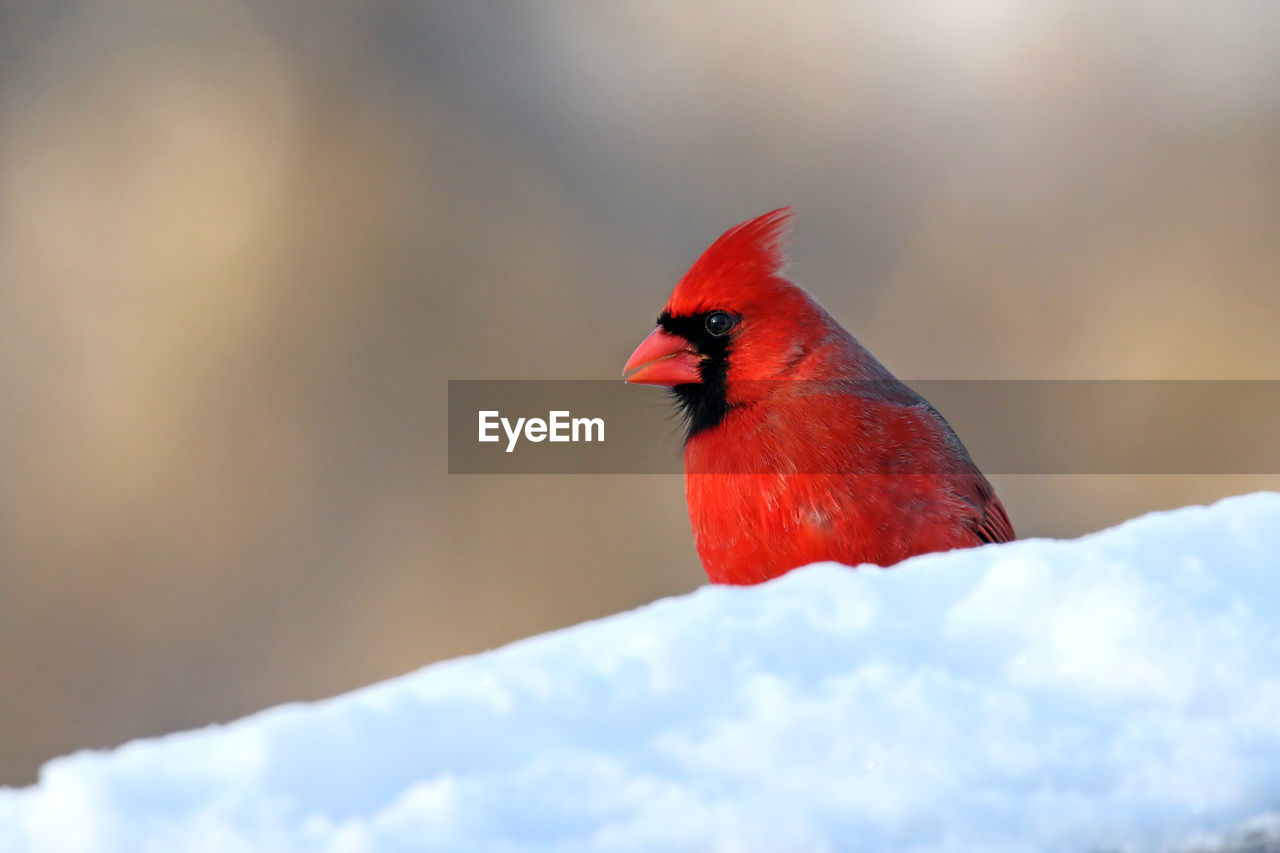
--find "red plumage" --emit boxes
[624,208,1013,585]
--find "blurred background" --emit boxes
[2,0,1279,785]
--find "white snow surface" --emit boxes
[3,494,1280,853]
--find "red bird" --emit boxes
[623,208,1013,585]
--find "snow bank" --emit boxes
[3,494,1280,853]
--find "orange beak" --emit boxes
[622,327,703,387]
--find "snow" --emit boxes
[3,495,1280,853]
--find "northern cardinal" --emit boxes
[623,208,1013,584]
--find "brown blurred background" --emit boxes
[2,0,1279,785]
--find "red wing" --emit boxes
[969,493,1015,544]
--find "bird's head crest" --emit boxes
[664,207,793,316]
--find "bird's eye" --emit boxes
[704,311,738,337]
